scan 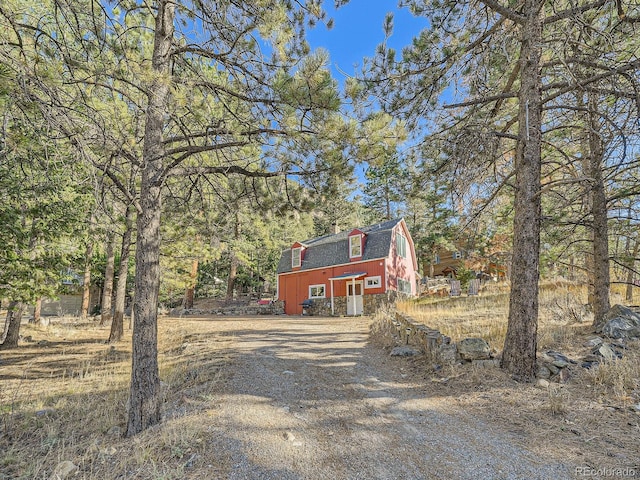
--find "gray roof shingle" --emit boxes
[276,218,403,274]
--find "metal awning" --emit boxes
[328,272,367,281]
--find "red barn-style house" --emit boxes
[276,218,418,316]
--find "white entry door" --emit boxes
[346,281,364,316]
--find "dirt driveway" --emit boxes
[202,315,572,479]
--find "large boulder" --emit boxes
[457,337,491,361]
[600,305,640,339]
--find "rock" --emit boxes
[599,304,640,338]
[537,366,551,379]
[547,364,560,375]
[597,343,618,361]
[282,431,296,442]
[38,340,50,347]
[107,425,121,437]
[390,346,420,357]
[472,359,500,369]
[603,318,640,340]
[536,379,550,389]
[584,337,603,348]
[542,351,573,368]
[611,339,627,348]
[36,409,55,417]
[471,358,500,368]
[457,337,491,361]
[50,461,78,479]
[436,344,459,364]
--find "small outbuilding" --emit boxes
[276,218,418,316]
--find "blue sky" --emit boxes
[306,1,428,86]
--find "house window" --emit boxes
[398,278,412,294]
[349,235,362,258]
[292,247,302,268]
[365,276,381,289]
[452,251,463,260]
[434,254,440,264]
[309,284,325,299]
[396,232,407,259]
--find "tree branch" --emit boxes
[543,0,609,24]
[444,91,518,109]
[478,0,525,24]
[166,165,286,178]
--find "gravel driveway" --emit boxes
[205,315,573,480]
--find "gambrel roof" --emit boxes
[276,218,404,274]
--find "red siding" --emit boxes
[278,220,419,315]
[278,260,387,315]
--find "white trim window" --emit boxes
[365,276,381,289]
[452,251,463,260]
[396,232,407,259]
[398,278,412,294]
[292,247,302,268]
[349,234,362,258]
[309,284,326,299]
[434,254,441,264]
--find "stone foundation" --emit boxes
[306,292,397,316]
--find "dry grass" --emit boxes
[384,282,640,472]
[0,317,233,479]
[584,351,640,403]
[394,282,640,401]
[2,286,639,478]
[397,281,601,352]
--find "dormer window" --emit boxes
[292,247,302,268]
[349,234,362,258]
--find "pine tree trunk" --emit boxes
[501,0,543,381]
[588,93,610,329]
[183,258,198,309]
[100,232,116,326]
[625,240,639,303]
[0,301,24,350]
[126,0,174,437]
[226,212,240,300]
[226,254,238,299]
[81,242,94,319]
[110,205,134,343]
[385,180,391,221]
[33,298,42,324]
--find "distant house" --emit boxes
[429,248,466,278]
[276,218,418,316]
[429,247,507,281]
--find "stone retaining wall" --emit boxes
[174,300,285,317]
[389,311,459,365]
